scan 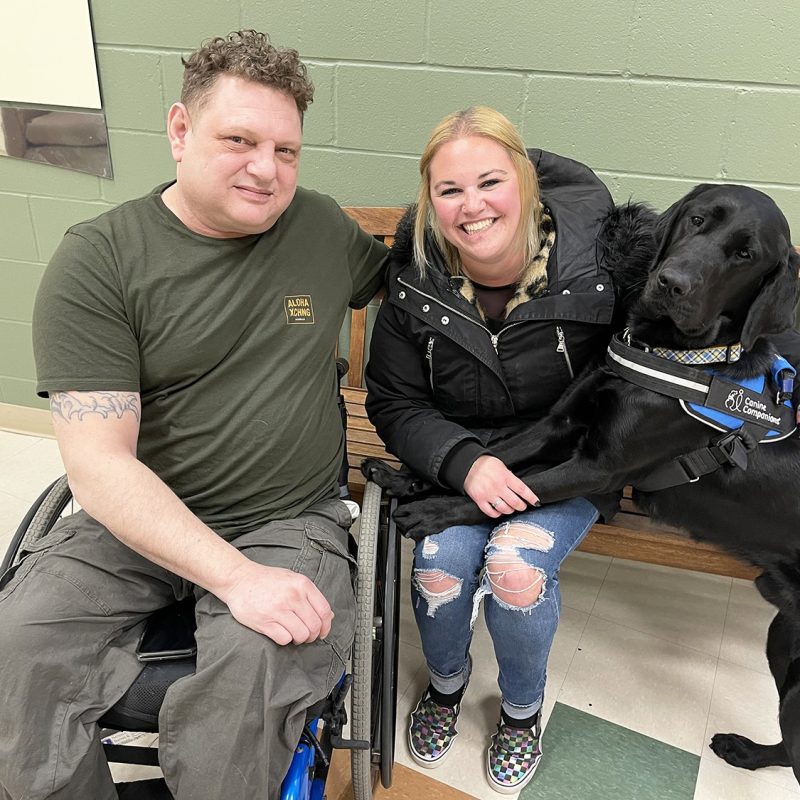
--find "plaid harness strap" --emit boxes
[651,341,742,365]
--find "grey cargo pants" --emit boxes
[0,499,356,800]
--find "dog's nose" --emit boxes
[657,267,692,297]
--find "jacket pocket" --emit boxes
[304,523,357,660]
[424,335,482,417]
[426,336,436,392]
[555,325,575,379]
[232,523,357,659]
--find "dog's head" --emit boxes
[636,184,800,350]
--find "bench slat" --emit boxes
[582,520,758,579]
[347,310,368,389]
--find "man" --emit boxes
[0,30,387,800]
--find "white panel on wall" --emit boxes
[0,0,101,109]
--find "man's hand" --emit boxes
[219,561,334,646]
[463,455,540,518]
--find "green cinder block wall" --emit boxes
[1,0,799,409]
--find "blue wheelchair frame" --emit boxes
[282,717,325,800]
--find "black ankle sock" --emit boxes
[428,683,464,708]
[116,779,173,800]
[501,707,540,730]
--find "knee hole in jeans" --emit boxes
[486,557,546,608]
[485,520,554,610]
[489,520,555,553]
[412,568,462,618]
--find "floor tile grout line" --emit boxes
[0,438,47,466]
[555,607,593,688]
[698,652,721,759]
[584,554,614,616]
[714,652,779,681]
[715,579,735,660]
[585,608,727,661]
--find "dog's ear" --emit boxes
[741,245,800,349]
[653,184,715,265]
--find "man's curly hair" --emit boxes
[181,30,314,117]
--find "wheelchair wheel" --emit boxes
[0,475,73,576]
[350,481,400,800]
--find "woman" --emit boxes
[365,107,618,793]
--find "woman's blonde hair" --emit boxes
[413,106,541,277]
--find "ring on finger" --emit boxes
[490,498,504,510]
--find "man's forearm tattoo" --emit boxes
[50,391,141,422]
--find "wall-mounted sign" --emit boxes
[0,1,111,177]
[0,0,102,109]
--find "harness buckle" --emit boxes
[713,431,749,471]
[776,372,794,406]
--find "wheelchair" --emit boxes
[0,380,400,800]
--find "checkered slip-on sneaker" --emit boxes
[486,714,543,794]
[407,689,464,768]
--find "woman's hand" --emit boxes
[463,455,540,518]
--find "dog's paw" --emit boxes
[360,457,391,482]
[710,733,768,770]
[360,458,431,497]
[392,494,480,538]
[710,732,791,770]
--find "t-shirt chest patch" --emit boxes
[284,295,315,324]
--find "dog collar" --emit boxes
[622,329,742,365]
[606,332,796,440]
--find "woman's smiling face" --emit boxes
[429,135,524,281]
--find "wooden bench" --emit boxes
[341,207,760,581]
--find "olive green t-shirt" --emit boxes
[33,184,387,534]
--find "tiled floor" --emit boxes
[1,429,797,799]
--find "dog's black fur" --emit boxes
[364,184,800,780]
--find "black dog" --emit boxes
[365,184,800,781]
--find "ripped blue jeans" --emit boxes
[411,497,598,720]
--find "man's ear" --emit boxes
[166,103,191,163]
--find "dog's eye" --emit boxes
[690,216,704,227]
[736,249,751,259]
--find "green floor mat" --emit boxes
[519,702,700,800]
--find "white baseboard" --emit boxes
[0,402,54,438]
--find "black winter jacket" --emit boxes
[365,150,617,512]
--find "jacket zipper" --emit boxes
[426,337,435,391]
[556,325,574,379]
[399,276,491,336]
[397,276,525,354]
